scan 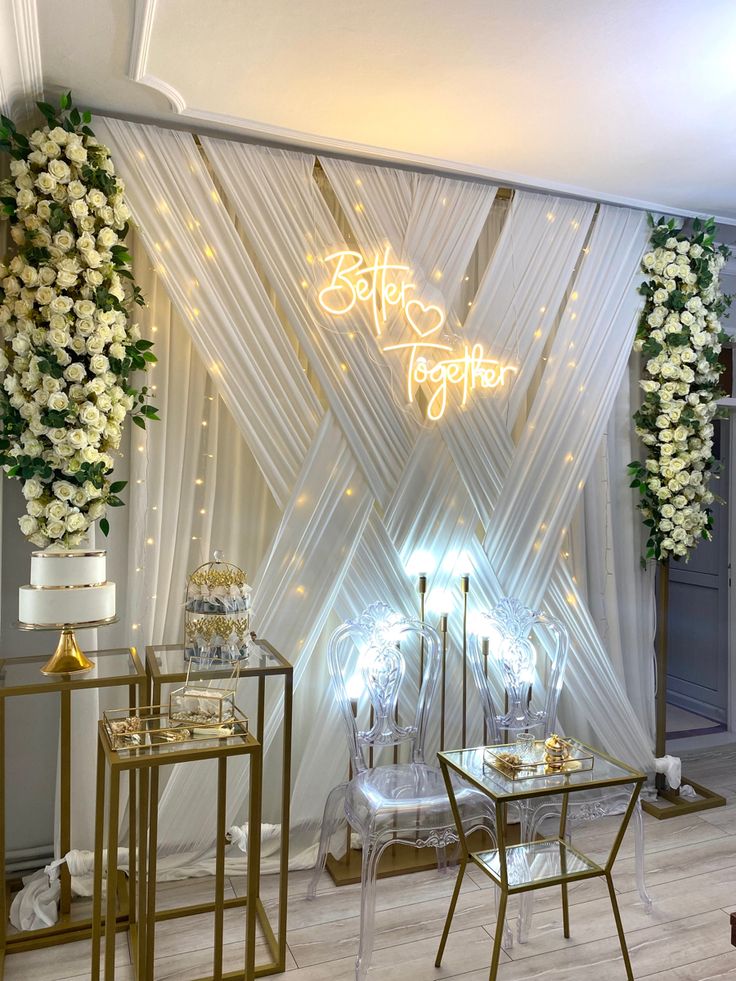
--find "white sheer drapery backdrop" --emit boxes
[58,117,657,879]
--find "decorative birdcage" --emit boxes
[184,550,252,661]
[169,655,241,727]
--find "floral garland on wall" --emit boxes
[629,216,731,562]
[0,93,158,548]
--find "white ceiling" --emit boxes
[4,0,736,220]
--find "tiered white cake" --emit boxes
[19,550,116,627]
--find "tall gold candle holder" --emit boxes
[460,574,469,747]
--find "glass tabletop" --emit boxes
[440,741,643,802]
[147,640,291,681]
[474,839,602,890]
[0,648,144,694]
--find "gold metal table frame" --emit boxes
[437,742,646,981]
[146,639,292,977]
[0,647,146,979]
[92,718,263,981]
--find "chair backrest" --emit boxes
[327,602,441,774]
[469,597,569,743]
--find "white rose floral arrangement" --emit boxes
[0,92,158,548]
[629,216,731,562]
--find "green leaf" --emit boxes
[142,351,157,363]
[82,110,92,124]
[110,480,127,493]
[60,91,71,110]
[132,416,146,429]
[99,517,110,536]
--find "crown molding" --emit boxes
[128,0,185,113]
[125,1,736,227]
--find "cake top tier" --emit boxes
[30,550,108,589]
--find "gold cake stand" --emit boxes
[16,617,119,676]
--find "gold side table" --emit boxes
[0,647,146,978]
[437,741,646,981]
[91,714,262,981]
[146,640,292,977]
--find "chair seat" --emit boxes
[345,762,490,838]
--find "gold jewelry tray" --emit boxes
[103,704,249,751]
[482,739,594,780]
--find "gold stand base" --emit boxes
[41,628,95,676]
[641,776,727,820]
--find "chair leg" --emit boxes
[633,800,653,912]
[356,836,385,981]
[306,783,347,900]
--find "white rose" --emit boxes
[45,519,66,539]
[79,402,101,427]
[89,354,110,375]
[97,227,117,249]
[20,265,39,286]
[74,299,96,318]
[69,199,88,220]
[113,202,131,224]
[67,180,86,200]
[19,514,39,537]
[16,188,36,211]
[64,362,86,383]
[35,172,57,194]
[81,446,100,464]
[65,511,87,533]
[48,392,69,412]
[87,189,106,209]
[66,143,87,164]
[88,500,106,520]
[86,335,105,355]
[22,478,44,500]
[52,480,76,502]
[67,429,88,449]
[85,269,104,287]
[83,249,103,269]
[48,158,71,183]
[45,499,68,521]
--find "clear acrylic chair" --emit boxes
[307,602,497,979]
[470,597,652,943]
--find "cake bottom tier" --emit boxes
[19,582,116,627]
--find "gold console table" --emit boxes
[92,714,262,981]
[146,640,292,976]
[0,647,146,978]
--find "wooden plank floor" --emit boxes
[6,747,736,980]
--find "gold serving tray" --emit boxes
[103,704,249,751]
[482,738,594,781]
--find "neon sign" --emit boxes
[318,247,516,421]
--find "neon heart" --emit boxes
[405,298,446,338]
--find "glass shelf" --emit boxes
[147,639,290,683]
[441,742,642,802]
[0,647,144,695]
[473,838,602,892]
